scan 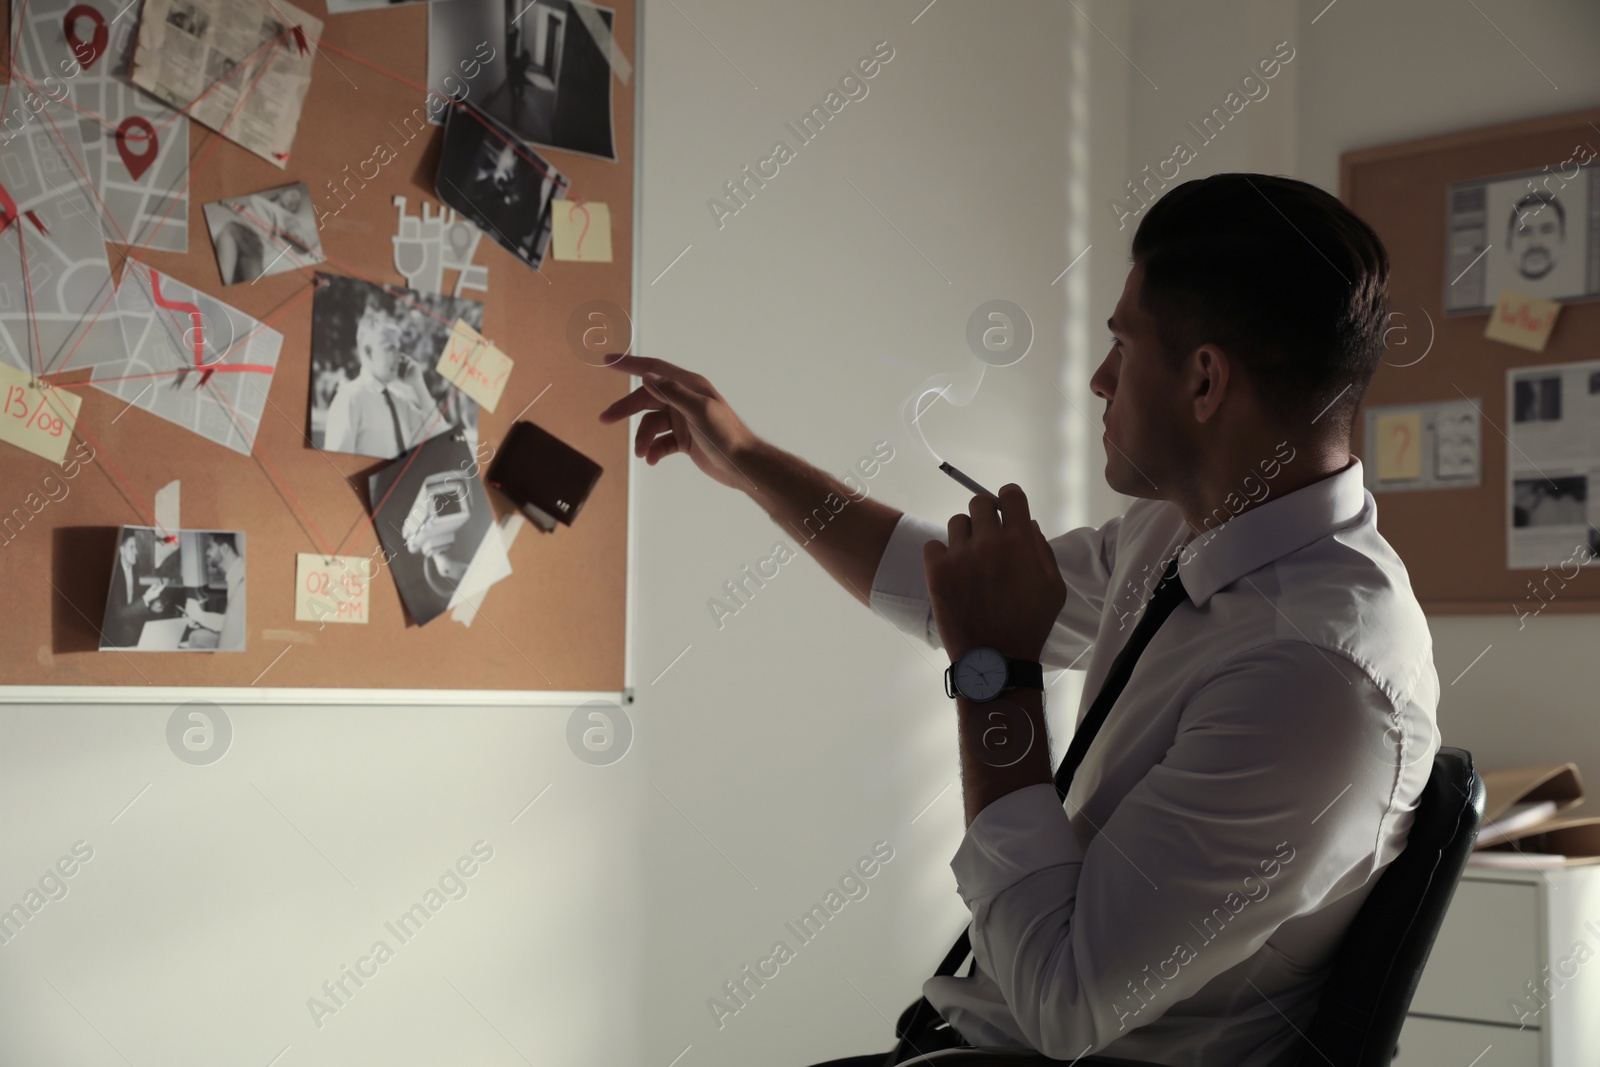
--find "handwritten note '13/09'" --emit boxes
[295,554,373,624]
[0,362,81,464]
[435,319,513,413]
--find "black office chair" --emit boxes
[899,747,1485,1067]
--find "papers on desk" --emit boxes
[1466,851,1571,869]
[1470,762,1600,867]
[1476,800,1561,848]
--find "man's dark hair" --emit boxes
[210,532,237,555]
[1130,173,1390,443]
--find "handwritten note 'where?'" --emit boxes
[1485,290,1561,352]
[436,320,513,413]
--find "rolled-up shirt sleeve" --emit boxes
[930,639,1421,1058]
[867,511,1124,668]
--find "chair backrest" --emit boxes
[1298,746,1484,1067]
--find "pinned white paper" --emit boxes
[392,196,489,298]
[451,513,526,627]
[154,479,180,537]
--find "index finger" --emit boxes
[603,354,712,393]
[996,483,1031,529]
[598,385,662,425]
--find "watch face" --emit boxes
[955,647,1008,701]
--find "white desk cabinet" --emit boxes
[1394,864,1600,1067]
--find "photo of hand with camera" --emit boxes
[402,471,474,597]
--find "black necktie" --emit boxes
[380,387,406,454]
[1051,552,1188,801]
[927,553,1191,979]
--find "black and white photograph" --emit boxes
[204,51,238,87]
[436,99,569,270]
[1445,163,1598,312]
[1513,373,1562,423]
[1512,475,1588,528]
[164,0,207,36]
[368,433,495,626]
[427,0,617,161]
[99,526,246,651]
[309,272,483,459]
[203,181,324,285]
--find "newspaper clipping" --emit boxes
[130,0,323,168]
[1507,358,1600,569]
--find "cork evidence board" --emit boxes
[0,0,635,690]
[1342,105,1600,615]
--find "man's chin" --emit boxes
[1104,461,1160,500]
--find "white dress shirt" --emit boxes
[868,454,1439,1066]
[323,370,436,458]
[186,552,246,651]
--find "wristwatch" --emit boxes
[943,646,1045,702]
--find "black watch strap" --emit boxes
[1005,657,1044,691]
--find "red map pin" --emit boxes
[115,117,158,180]
[63,4,108,70]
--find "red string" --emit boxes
[6,7,541,569]
[202,374,335,558]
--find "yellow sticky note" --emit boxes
[551,201,613,262]
[436,319,513,413]
[1485,290,1561,352]
[1374,411,1423,482]
[0,363,81,464]
[295,554,373,624]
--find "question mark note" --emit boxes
[551,201,613,263]
[1375,410,1423,482]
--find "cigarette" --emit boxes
[939,461,998,500]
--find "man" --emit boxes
[101,530,169,648]
[1506,190,1564,282]
[599,173,1439,1066]
[323,312,442,458]
[183,533,245,651]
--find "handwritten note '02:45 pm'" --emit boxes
[295,554,374,625]
[0,363,81,465]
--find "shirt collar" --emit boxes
[1170,455,1368,608]
[355,367,392,393]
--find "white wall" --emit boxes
[5,4,1593,1066]
[633,3,1105,1063]
[0,700,646,1064]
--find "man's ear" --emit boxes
[1191,344,1232,424]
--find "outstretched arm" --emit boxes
[599,354,902,606]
